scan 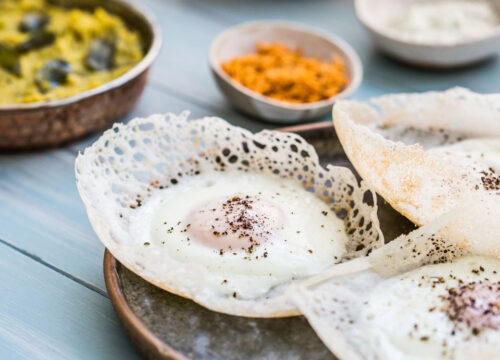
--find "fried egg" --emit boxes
[360,256,500,360]
[333,87,500,226]
[140,171,348,300]
[76,113,382,317]
[294,195,500,359]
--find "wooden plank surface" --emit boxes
[1,0,499,359]
[0,242,140,360]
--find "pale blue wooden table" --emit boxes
[1,0,499,359]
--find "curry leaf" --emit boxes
[0,42,21,76]
[35,59,71,93]
[19,12,50,32]
[85,38,115,71]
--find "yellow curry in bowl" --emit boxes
[0,0,144,105]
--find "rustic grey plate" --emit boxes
[104,122,416,360]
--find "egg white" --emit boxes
[432,138,500,173]
[360,255,500,360]
[129,170,348,300]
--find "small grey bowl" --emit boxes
[355,0,500,68]
[209,21,363,124]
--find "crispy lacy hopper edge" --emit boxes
[76,113,383,318]
[332,87,500,226]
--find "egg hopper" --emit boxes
[103,121,415,360]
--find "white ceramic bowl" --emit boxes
[355,0,500,68]
[209,21,362,124]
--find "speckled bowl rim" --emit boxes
[0,0,162,111]
[209,21,363,111]
[355,0,500,48]
[103,122,334,360]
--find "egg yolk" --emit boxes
[185,195,284,252]
[446,281,500,331]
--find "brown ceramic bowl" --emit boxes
[0,0,161,151]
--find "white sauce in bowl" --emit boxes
[387,1,500,44]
